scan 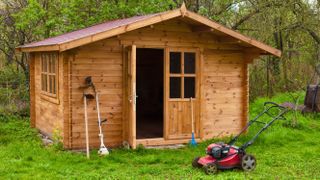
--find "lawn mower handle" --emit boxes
[263,102,286,109]
[228,101,289,148]
[263,101,287,120]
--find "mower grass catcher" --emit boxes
[192,102,289,175]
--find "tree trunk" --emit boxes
[195,0,199,12]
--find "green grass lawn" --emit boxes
[1,92,320,179]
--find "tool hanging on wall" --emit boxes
[189,97,197,146]
[80,76,109,157]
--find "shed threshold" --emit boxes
[136,138,201,147]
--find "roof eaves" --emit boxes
[16,44,60,52]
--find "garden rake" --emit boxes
[189,97,197,146]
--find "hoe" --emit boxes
[192,102,289,174]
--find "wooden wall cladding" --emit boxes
[70,38,123,149]
[67,18,247,148]
[33,53,64,138]
[201,50,246,139]
[30,18,249,149]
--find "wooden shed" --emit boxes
[17,4,281,149]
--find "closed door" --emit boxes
[165,48,200,139]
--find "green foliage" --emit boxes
[51,127,63,151]
[0,93,320,178]
[1,0,319,106]
[0,0,177,116]
[0,65,29,116]
[13,0,46,38]
[12,0,175,38]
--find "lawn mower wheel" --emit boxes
[241,154,256,171]
[192,157,201,168]
[203,163,218,175]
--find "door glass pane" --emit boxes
[184,52,195,74]
[170,77,181,98]
[170,52,181,73]
[184,77,195,98]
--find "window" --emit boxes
[41,53,58,96]
[169,51,196,99]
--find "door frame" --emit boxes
[124,45,201,148]
[124,45,137,149]
[136,47,165,139]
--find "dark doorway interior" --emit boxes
[136,48,164,139]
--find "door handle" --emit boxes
[133,94,138,105]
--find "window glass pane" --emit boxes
[170,52,181,73]
[42,74,47,91]
[49,75,53,93]
[170,77,181,98]
[45,75,48,92]
[48,56,52,73]
[46,55,49,72]
[41,74,45,91]
[184,77,195,98]
[53,76,56,94]
[41,58,44,73]
[49,55,53,73]
[184,52,195,74]
[51,55,56,73]
[42,55,47,72]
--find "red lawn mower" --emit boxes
[192,102,289,175]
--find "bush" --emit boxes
[0,65,29,117]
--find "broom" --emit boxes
[189,97,197,146]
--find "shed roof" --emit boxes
[17,4,281,57]
[19,14,158,49]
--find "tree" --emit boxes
[0,0,319,100]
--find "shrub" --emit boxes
[0,65,29,117]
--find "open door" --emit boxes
[126,45,137,149]
[136,48,164,139]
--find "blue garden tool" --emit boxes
[190,98,197,146]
